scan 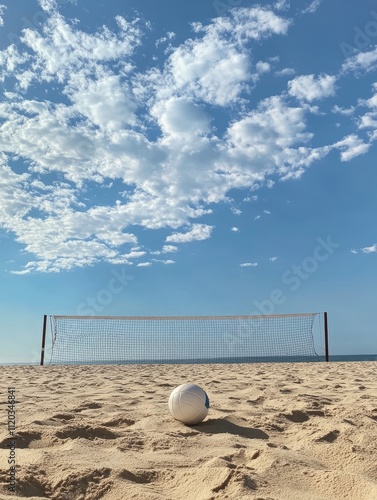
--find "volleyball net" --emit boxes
[41,312,328,365]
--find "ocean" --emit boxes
[1,354,377,366]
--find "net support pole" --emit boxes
[324,312,329,362]
[40,315,47,366]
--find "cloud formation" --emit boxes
[0,3,374,273]
[342,46,377,74]
[362,244,377,254]
[0,4,5,26]
[165,224,214,243]
[288,74,337,102]
[302,0,323,15]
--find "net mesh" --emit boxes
[47,314,321,365]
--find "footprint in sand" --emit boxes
[282,410,310,423]
[315,430,340,443]
[298,394,333,407]
[72,401,103,413]
[2,465,51,497]
[246,396,265,405]
[265,422,286,432]
[307,409,326,417]
[55,425,117,440]
[148,437,172,451]
[369,409,377,421]
[51,413,76,421]
[101,416,135,427]
[117,469,159,484]
[52,468,112,500]
[0,431,42,449]
[117,432,146,451]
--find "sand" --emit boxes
[0,361,377,500]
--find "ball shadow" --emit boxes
[193,418,269,440]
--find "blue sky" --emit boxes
[0,0,376,363]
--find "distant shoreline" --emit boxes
[1,354,376,366]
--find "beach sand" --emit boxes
[0,362,376,500]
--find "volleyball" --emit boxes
[168,383,209,425]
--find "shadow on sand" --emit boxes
[193,417,269,440]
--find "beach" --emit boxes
[0,361,376,499]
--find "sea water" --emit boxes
[1,354,377,366]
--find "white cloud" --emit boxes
[240,262,258,267]
[18,12,142,89]
[151,97,211,143]
[288,74,337,102]
[162,244,178,253]
[362,244,377,254]
[231,227,239,232]
[358,84,377,139]
[263,210,271,214]
[0,162,141,272]
[274,67,295,77]
[332,134,371,161]
[155,31,175,47]
[152,258,175,264]
[302,0,323,14]
[227,95,312,153]
[342,46,377,74]
[269,256,278,261]
[225,95,329,180]
[210,7,291,42]
[166,224,214,243]
[39,0,59,12]
[137,262,152,267]
[0,4,6,26]
[359,113,377,132]
[121,250,146,259]
[244,195,258,202]
[274,0,290,11]
[0,7,363,273]
[0,162,34,219]
[67,74,137,131]
[332,105,355,116]
[0,46,30,83]
[256,61,271,74]
[145,7,290,107]
[167,46,250,107]
[349,244,377,255]
[231,207,242,215]
[151,245,178,255]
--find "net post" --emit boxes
[40,315,47,366]
[324,312,329,362]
